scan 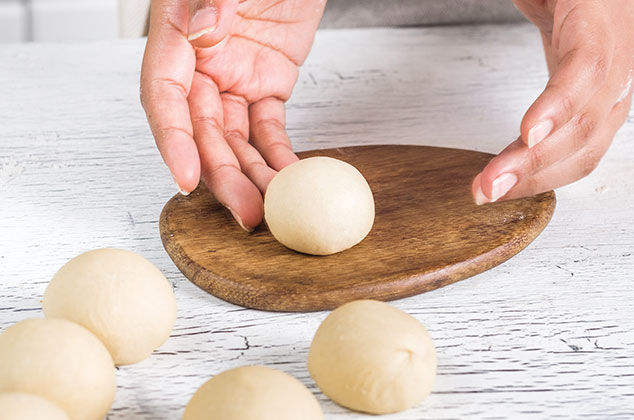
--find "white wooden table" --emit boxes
[1,23,633,420]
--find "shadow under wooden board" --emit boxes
[160,145,556,312]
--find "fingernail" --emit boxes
[527,119,554,148]
[474,183,489,205]
[491,173,518,202]
[188,7,218,41]
[226,206,253,232]
[170,172,190,196]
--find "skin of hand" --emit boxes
[141,0,326,231]
[473,0,634,204]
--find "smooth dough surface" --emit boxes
[43,248,176,365]
[264,157,375,255]
[308,300,436,414]
[182,366,323,420]
[0,392,70,420]
[0,318,116,420]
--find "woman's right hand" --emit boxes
[141,0,326,231]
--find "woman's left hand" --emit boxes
[473,0,634,204]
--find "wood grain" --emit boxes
[2,24,634,420]
[160,145,555,311]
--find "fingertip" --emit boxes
[490,173,518,202]
[259,168,277,194]
[521,93,556,147]
[273,152,299,171]
[478,164,498,201]
[174,161,201,195]
[188,0,237,48]
[162,138,201,195]
[284,152,300,165]
[155,128,201,196]
[223,182,264,231]
[521,102,555,148]
[526,119,554,148]
[520,104,541,143]
[475,168,520,204]
[471,173,488,205]
[477,137,526,200]
[203,169,264,231]
[226,206,254,232]
[479,155,514,201]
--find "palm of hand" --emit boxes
[178,1,325,230]
[141,0,325,230]
[195,1,322,103]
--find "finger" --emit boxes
[472,173,489,206]
[477,53,632,203]
[141,0,200,194]
[520,1,614,148]
[249,98,299,172]
[505,89,632,199]
[475,91,630,202]
[482,109,601,201]
[477,107,603,202]
[221,93,277,193]
[188,71,263,231]
[188,0,238,48]
[478,105,604,201]
[503,132,615,200]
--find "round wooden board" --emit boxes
[160,145,556,312]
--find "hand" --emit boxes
[473,0,634,204]
[141,0,326,230]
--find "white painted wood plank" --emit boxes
[0,24,633,420]
[30,0,119,42]
[119,0,149,38]
[0,2,26,43]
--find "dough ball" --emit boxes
[0,318,116,420]
[264,157,375,255]
[308,300,436,414]
[43,248,176,365]
[0,392,70,420]
[182,366,323,420]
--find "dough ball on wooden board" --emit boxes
[0,392,70,420]
[182,366,323,420]
[0,318,116,420]
[308,300,436,414]
[264,157,375,255]
[43,248,176,365]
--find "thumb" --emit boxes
[188,0,238,48]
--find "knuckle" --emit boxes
[574,111,597,141]
[591,53,609,84]
[146,77,188,102]
[265,140,292,152]
[246,160,268,173]
[206,163,240,182]
[612,93,633,119]
[224,129,248,142]
[559,92,575,117]
[252,118,285,132]
[528,147,548,173]
[156,125,193,140]
[525,174,542,195]
[578,148,601,177]
[190,115,223,134]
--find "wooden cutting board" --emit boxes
[160,145,555,312]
